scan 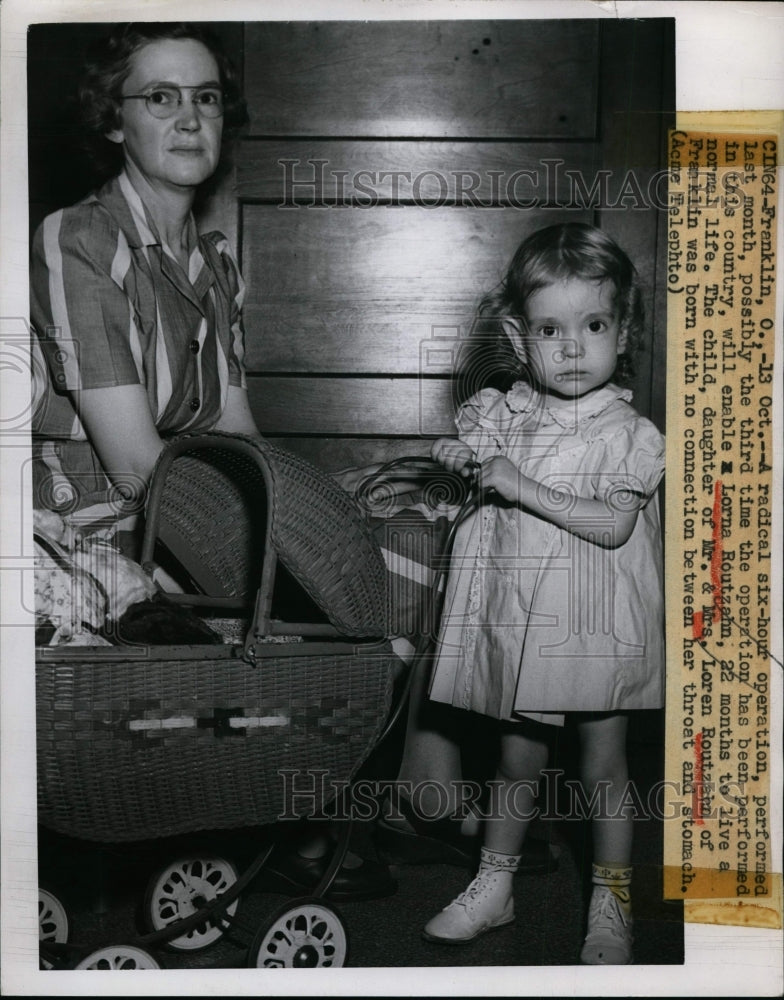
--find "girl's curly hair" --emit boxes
[456,222,646,403]
[78,22,249,185]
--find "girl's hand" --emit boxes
[430,438,477,477]
[477,455,522,503]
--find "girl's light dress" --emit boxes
[428,381,665,724]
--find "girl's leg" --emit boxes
[393,651,467,819]
[576,712,634,964]
[484,723,551,855]
[576,712,631,864]
[376,652,486,867]
[378,664,560,874]
[423,724,550,943]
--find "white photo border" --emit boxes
[1,1,782,996]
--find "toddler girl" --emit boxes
[423,222,665,964]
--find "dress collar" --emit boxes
[504,381,633,428]
[94,172,198,255]
[114,171,201,260]
[96,171,214,311]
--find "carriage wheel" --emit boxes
[72,944,162,969]
[248,898,348,968]
[143,855,239,951]
[39,887,70,970]
[39,887,69,944]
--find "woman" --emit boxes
[31,23,257,557]
[31,21,393,902]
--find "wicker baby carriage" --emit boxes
[36,433,401,970]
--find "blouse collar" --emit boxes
[115,172,200,260]
[505,380,633,428]
[97,172,214,310]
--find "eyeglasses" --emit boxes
[121,85,224,119]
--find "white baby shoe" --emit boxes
[580,885,634,964]
[422,870,515,944]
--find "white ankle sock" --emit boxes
[479,847,523,873]
[592,861,633,916]
[477,847,521,894]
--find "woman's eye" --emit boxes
[195,90,221,106]
[148,88,177,106]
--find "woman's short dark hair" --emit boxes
[79,22,248,182]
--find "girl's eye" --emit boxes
[587,320,606,333]
[539,325,559,338]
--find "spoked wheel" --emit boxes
[38,887,69,970]
[144,855,239,951]
[72,944,162,969]
[248,897,348,969]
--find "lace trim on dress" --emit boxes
[504,381,633,428]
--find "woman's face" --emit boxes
[107,38,223,193]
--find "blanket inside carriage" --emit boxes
[33,508,222,646]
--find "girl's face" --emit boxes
[510,277,627,405]
[107,38,223,194]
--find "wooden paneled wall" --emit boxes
[229,19,673,472]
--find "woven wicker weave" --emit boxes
[142,434,389,639]
[37,434,399,843]
[36,642,395,841]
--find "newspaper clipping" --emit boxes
[664,111,782,929]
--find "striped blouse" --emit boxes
[30,171,248,555]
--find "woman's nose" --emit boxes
[174,97,202,130]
